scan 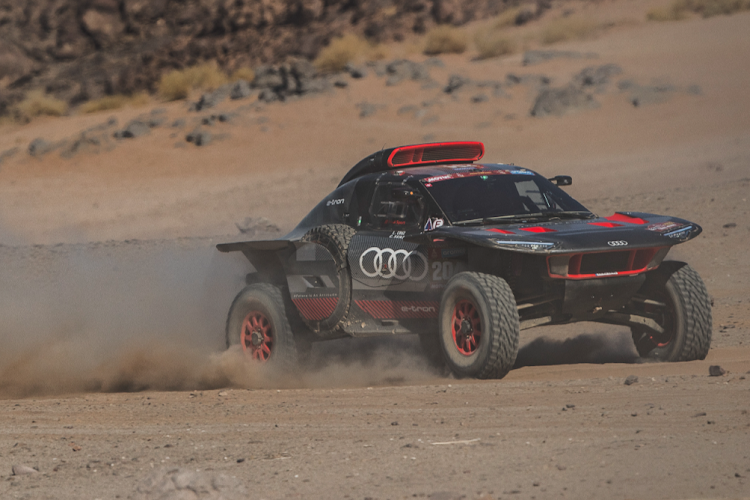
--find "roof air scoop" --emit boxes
[388,141,485,168]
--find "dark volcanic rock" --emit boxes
[523,50,598,66]
[230,80,253,100]
[115,120,151,139]
[28,138,53,157]
[530,85,599,117]
[186,129,212,147]
[573,64,623,92]
[0,147,19,166]
[0,2,514,116]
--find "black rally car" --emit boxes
[217,141,712,379]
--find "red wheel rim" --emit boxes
[240,311,273,362]
[452,299,481,356]
[643,295,675,348]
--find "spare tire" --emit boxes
[297,224,356,336]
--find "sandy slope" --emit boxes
[0,3,749,499]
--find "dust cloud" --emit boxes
[0,237,441,398]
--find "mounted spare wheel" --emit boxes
[226,283,297,371]
[438,272,520,379]
[630,261,712,362]
[287,224,356,337]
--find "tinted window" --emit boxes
[368,183,425,230]
[422,172,588,223]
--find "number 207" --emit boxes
[431,261,454,281]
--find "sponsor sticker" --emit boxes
[326,198,345,206]
[595,272,619,277]
[423,170,515,184]
[424,217,444,232]
[441,247,466,259]
[389,230,406,239]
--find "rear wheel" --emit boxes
[226,284,297,371]
[630,261,712,361]
[438,272,520,379]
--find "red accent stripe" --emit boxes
[547,247,665,280]
[387,142,484,168]
[487,228,514,234]
[520,226,556,233]
[292,297,338,321]
[588,222,623,228]
[605,213,648,225]
[355,300,439,319]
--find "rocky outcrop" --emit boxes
[0,0,514,115]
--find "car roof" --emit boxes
[363,163,538,182]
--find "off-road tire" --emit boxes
[299,224,356,336]
[226,283,297,371]
[438,272,520,379]
[630,261,712,361]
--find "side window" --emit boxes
[368,183,425,231]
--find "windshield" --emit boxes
[421,170,591,224]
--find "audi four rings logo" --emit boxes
[607,240,628,246]
[359,247,428,281]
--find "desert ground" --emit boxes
[1,1,749,498]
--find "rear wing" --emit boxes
[216,240,293,253]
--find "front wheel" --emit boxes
[630,261,712,361]
[438,272,520,379]
[226,284,297,371]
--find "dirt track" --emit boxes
[1,3,750,499]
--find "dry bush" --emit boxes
[646,6,686,20]
[493,6,524,28]
[13,90,68,120]
[423,25,468,55]
[231,67,255,83]
[474,29,516,59]
[367,43,390,61]
[78,93,149,113]
[314,34,369,73]
[540,17,600,45]
[158,63,229,101]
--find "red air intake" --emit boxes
[387,141,485,168]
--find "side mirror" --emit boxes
[549,175,572,186]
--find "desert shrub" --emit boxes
[646,6,686,20]
[423,25,468,55]
[231,67,255,83]
[314,34,369,73]
[474,29,516,59]
[158,63,228,101]
[78,93,150,113]
[13,90,68,120]
[367,43,390,61]
[493,6,524,28]
[540,17,600,45]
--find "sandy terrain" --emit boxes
[1,2,749,498]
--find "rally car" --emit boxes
[217,141,712,379]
